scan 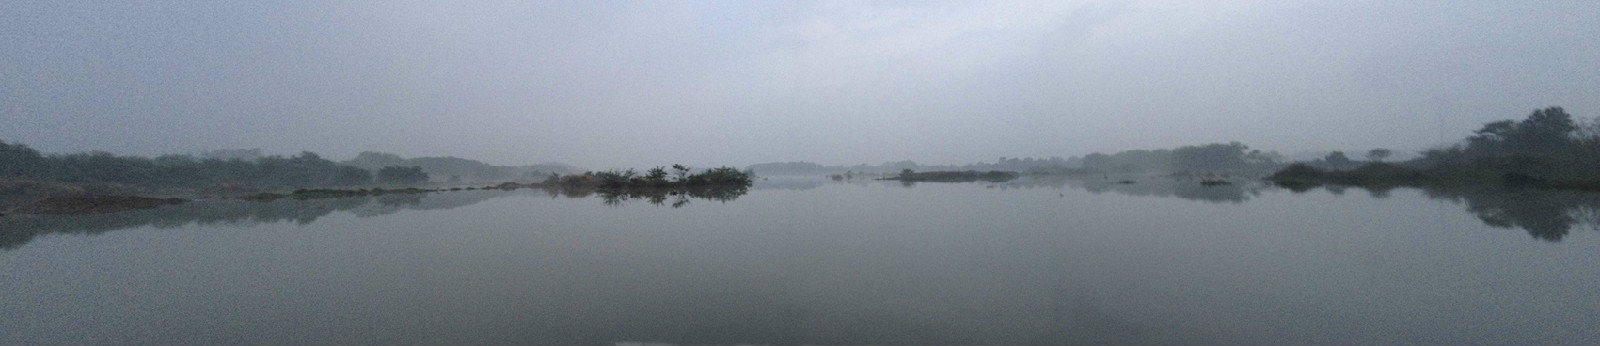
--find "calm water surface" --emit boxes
[2,177,1597,345]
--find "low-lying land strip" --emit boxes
[880,170,1020,183]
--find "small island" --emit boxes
[239,164,754,201]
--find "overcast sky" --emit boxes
[3,1,1596,168]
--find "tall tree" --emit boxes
[1324,151,1352,167]
[1366,149,1392,162]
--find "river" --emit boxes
[2,176,1596,345]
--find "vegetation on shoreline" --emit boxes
[0,145,380,190]
[1270,107,1600,192]
[545,165,755,189]
[235,165,754,201]
[748,142,1284,178]
[1,162,756,216]
[228,165,755,210]
[7,106,1594,217]
[0,143,449,210]
[344,151,576,183]
[239,187,442,201]
[1078,142,1286,175]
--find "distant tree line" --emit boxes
[1273,107,1600,189]
[746,157,1085,176]
[344,151,573,183]
[1079,142,1284,175]
[1419,107,1599,183]
[745,144,1286,178]
[0,141,429,192]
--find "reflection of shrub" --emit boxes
[686,185,749,201]
[589,185,750,207]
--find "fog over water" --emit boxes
[3,1,1597,167]
[6,3,1600,344]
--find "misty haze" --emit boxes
[3,1,1599,345]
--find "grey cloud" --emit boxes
[2,1,1595,168]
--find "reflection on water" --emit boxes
[1004,176,1268,204]
[5,177,1598,252]
[1270,182,1600,242]
[3,176,1599,345]
[818,175,1269,203]
[593,186,750,207]
[0,185,752,250]
[1421,187,1600,242]
[0,190,510,250]
[1007,176,1600,242]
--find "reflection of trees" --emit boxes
[592,186,750,208]
[1021,176,1600,241]
[0,191,515,250]
[0,184,755,251]
[1009,176,1264,204]
[1421,187,1600,242]
[2,185,754,250]
[1081,180,1256,204]
[546,185,595,199]
[1297,182,1600,242]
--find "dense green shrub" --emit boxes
[0,141,375,189]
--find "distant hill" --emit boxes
[746,157,1082,177]
[744,162,833,176]
[744,161,895,176]
[344,151,578,183]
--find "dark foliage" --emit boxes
[0,141,375,194]
[682,167,755,186]
[1081,142,1283,174]
[1269,162,1426,189]
[539,165,752,192]
[1271,107,1600,190]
